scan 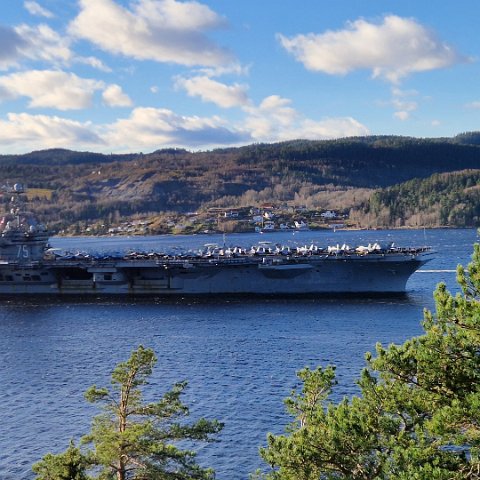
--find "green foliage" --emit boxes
[364,170,480,227]
[258,245,480,479]
[33,346,223,480]
[32,441,92,480]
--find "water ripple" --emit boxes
[0,228,477,479]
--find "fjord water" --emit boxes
[0,228,477,479]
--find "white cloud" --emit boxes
[105,107,248,150]
[465,101,480,109]
[15,24,73,65]
[0,107,247,153]
[278,15,465,83]
[196,63,250,78]
[394,111,410,121]
[102,84,133,107]
[24,1,54,18]
[0,98,369,153]
[244,95,298,139]
[1,23,107,72]
[0,112,104,152]
[69,0,234,67]
[391,87,418,120]
[391,87,419,98]
[0,19,110,73]
[0,70,104,110]
[244,95,369,142]
[175,75,250,108]
[297,117,370,139]
[76,56,112,72]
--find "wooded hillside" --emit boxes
[1,133,479,231]
[352,170,480,228]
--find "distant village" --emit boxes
[72,205,351,236]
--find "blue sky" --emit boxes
[0,0,479,154]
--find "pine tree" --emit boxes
[33,346,223,480]
[32,442,91,480]
[257,245,480,479]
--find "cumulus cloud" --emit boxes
[105,107,248,150]
[247,95,369,141]
[0,70,104,110]
[0,98,369,153]
[15,24,73,65]
[69,0,234,67]
[0,22,107,72]
[244,95,369,142]
[0,112,104,151]
[297,117,370,139]
[24,1,54,18]
[174,75,250,108]
[278,15,465,83]
[244,96,298,139]
[102,84,133,107]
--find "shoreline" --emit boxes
[53,225,472,238]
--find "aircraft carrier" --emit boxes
[0,184,433,296]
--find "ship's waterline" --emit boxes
[0,247,432,295]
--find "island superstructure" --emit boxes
[0,184,433,295]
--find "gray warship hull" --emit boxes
[0,249,432,295]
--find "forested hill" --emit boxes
[229,134,480,188]
[2,133,480,188]
[1,133,480,230]
[353,170,480,228]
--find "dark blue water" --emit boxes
[0,229,477,479]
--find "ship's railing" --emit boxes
[0,260,44,268]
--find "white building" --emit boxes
[320,210,338,219]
